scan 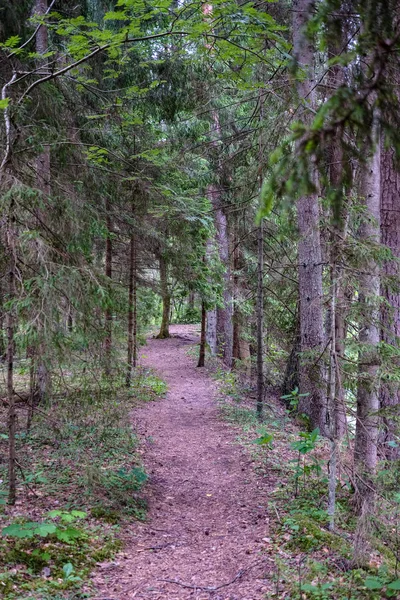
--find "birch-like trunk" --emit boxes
[293,0,327,434]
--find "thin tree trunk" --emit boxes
[35,0,51,403]
[328,28,348,440]
[133,244,138,369]
[256,220,264,421]
[188,290,195,312]
[7,204,16,505]
[198,301,206,367]
[0,277,5,359]
[328,262,338,530]
[206,236,217,354]
[157,254,170,339]
[354,123,381,516]
[26,356,35,432]
[380,145,400,458]
[126,233,135,386]
[104,197,112,371]
[232,215,240,364]
[293,0,327,435]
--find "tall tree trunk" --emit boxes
[328,29,348,440]
[256,220,264,421]
[198,301,206,367]
[210,184,233,368]
[6,203,16,505]
[354,125,381,515]
[126,233,137,386]
[133,246,138,369]
[293,0,327,434]
[157,254,170,339]
[104,198,112,371]
[0,276,5,359]
[34,0,51,403]
[206,235,217,355]
[380,145,400,458]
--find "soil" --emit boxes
[92,324,274,600]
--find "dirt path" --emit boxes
[93,325,273,600]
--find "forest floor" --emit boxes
[91,324,275,600]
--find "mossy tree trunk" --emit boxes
[157,253,170,339]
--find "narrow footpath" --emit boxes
[93,325,274,600]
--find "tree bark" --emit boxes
[6,203,16,505]
[380,145,400,458]
[210,184,233,368]
[354,124,381,514]
[198,301,206,367]
[293,0,327,434]
[206,236,217,354]
[0,276,5,359]
[256,220,264,421]
[104,197,113,372]
[34,0,51,403]
[126,233,137,386]
[157,253,170,339]
[328,29,348,440]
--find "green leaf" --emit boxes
[364,577,384,590]
[63,562,74,578]
[36,524,57,537]
[387,580,400,590]
[56,527,82,543]
[0,99,10,110]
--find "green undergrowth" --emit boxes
[214,369,400,599]
[0,510,121,599]
[0,366,167,599]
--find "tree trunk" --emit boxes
[157,254,170,339]
[380,145,400,458]
[104,197,112,371]
[354,124,381,515]
[35,0,51,402]
[293,0,327,434]
[126,233,136,386]
[328,30,348,440]
[133,246,138,369]
[0,277,5,359]
[6,204,16,505]
[210,184,233,367]
[282,316,300,399]
[206,237,217,354]
[198,301,206,367]
[256,220,264,421]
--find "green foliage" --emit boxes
[252,428,274,448]
[2,510,87,544]
[291,428,320,455]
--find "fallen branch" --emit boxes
[160,560,262,592]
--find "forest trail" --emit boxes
[92,325,273,600]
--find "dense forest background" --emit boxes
[2,0,400,598]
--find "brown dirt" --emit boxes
[92,324,274,600]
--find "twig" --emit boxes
[15,459,39,497]
[160,560,262,592]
